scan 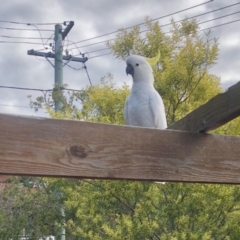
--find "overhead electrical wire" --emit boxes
[81,10,240,58]
[0,2,238,51]
[1,2,237,53]
[3,8,236,83]
[68,3,240,53]
[65,64,85,71]
[87,9,239,56]
[0,3,236,61]
[71,1,239,49]
[0,41,46,45]
[0,33,54,46]
[0,20,60,25]
[0,103,44,109]
[138,6,240,35]
[83,63,92,85]
[0,1,215,54]
[66,0,213,47]
[87,17,240,60]
[197,10,240,25]
[68,39,115,51]
[0,86,52,92]
[63,37,82,55]
[86,48,109,54]
[161,10,240,35]
[0,35,50,40]
[88,52,112,59]
[0,85,83,92]
[28,23,53,48]
[0,26,53,31]
[200,18,240,32]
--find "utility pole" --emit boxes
[54,23,63,111]
[27,21,88,111]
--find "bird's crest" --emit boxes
[145,50,160,66]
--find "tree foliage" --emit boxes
[108,18,221,124]
[0,177,63,239]
[63,181,240,239]
[29,73,129,125]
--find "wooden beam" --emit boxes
[1,113,240,183]
[168,81,240,132]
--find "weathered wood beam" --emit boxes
[1,113,240,183]
[169,81,240,132]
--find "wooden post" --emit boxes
[1,113,240,183]
[169,81,240,132]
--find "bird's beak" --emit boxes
[126,64,134,76]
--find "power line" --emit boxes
[0,35,50,40]
[0,26,53,31]
[67,0,213,47]
[83,63,92,85]
[15,13,238,77]
[71,7,240,56]
[0,103,44,109]
[64,88,83,92]
[68,38,115,51]
[78,11,240,58]
[64,37,82,55]
[65,64,85,71]
[30,49,92,84]
[67,2,240,52]
[71,47,110,57]
[0,86,52,92]
[88,52,112,59]
[43,33,55,47]
[85,47,109,54]
[30,24,53,48]
[139,5,240,35]
[0,2,217,56]
[0,41,46,45]
[0,20,60,25]
[88,17,240,60]
[198,10,240,25]
[1,2,236,54]
[0,85,83,92]
[162,11,240,35]
[0,2,238,52]
[200,18,240,32]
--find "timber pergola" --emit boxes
[0,82,240,184]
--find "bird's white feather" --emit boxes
[149,90,167,128]
[124,54,167,129]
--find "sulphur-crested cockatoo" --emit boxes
[124,51,167,129]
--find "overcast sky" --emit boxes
[0,0,239,117]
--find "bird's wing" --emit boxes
[124,97,130,125]
[149,91,167,129]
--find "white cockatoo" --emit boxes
[124,51,167,129]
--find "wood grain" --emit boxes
[168,81,240,132]
[1,113,240,183]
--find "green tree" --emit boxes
[0,177,63,239]
[28,73,129,125]
[108,18,221,124]
[63,181,240,239]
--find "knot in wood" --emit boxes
[69,145,87,158]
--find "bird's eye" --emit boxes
[136,63,139,66]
